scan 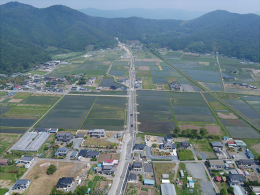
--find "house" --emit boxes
[176,181,183,185]
[187,181,194,188]
[222,136,229,140]
[239,159,255,166]
[88,129,106,138]
[75,133,85,138]
[132,162,142,172]
[19,156,34,165]
[210,142,223,149]
[227,141,236,147]
[143,179,155,186]
[12,179,31,190]
[208,160,225,169]
[0,159,10,166]
[34,128,48,133]
[54,147,69,157]
[101,165,116,175]
[234,140,247,147]
[133,144,145,151]
[178,142,190,149]
[162,174,169,179]
[71,87,78,91]
[128,173,137,182]
[144,163,153,173]
[79,87,87,91]
[170,82,181,91]
[70,151,78,160]
[160,142,176,150]
[250,186,260,195]
[228,174,246,185]
[56,133,73,142]
[48,128,58,133]
[180,170,184,179]
[78,150,99,158]
[164,135,173,143]
[117,132,123,138]
[215,176,222,182]
[246,149,254,159]
[56,177,74,189]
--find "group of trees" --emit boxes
[46,164,57,175]
[1,2,259,74]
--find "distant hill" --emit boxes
[78,8,207,20]
[1,2,259,73]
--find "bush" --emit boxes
[46,164,57,175]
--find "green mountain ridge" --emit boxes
[1,2,259,73]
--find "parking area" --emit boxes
[73,138,83,150]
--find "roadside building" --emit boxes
[34,128,48,133]
[54,147,69,157]
[250,186,260,195]
[88,129,106,138]
[78,150,99,159]
[160,142,176,150]
[0,159,10,166]
[12,179,31,190]
[234,140,246,147]
[75,133,85,139]
[132,162,142,172]
[161,179,170,184]
[133,144,145,151]
[117,132,123,138]
[143,179,155,186]
[245,149,254,159]
[227,141,236,147]
[238,159,255,166]
[19,156,34,165]
[228,174,246,185]
[128,173,137,182]
[222,136,229,140]
[101,165,116,175]
[178,142,190,149]
[208,160,225,169]
[56,177,74,189]
[210,142,223,149]
[48,128,58,133]
[56,133,73,142]
[164,135,173,143]
[144,163,153,173]
[70,151,78,160]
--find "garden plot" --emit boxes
[138,121,174,134]
[203,82,222,91]
[173,106,212,115]
[36,96,96,129]
[21,96,59,105]
[226,127,260,139]
[152,77,168,84]
[81,96,127,131]
[0,134,18,155]
[0,107,11,115]
[175,115,216,122]
[137,90,168,96]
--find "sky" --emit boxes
[1,0,259,14]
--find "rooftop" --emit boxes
[211,142,223,147]
[161,183,176,195]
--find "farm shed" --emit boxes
[25,132,50,151]
[234,140,246,147]
[162,174,169,179]
[208,160,225,169]
[161,184,176,195]
[10,132,37,151]
[239,159,255,166]
[210,142,223,149]
[161,179,170,184]
[75,133,85,138]
[143,179,155,185]
[0,159,10,166]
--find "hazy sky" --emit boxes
[1,0,259,13]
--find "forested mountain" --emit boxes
[1,2,259,73]
[79,8,207,20]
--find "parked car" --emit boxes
[256,168,260,173]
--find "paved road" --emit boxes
[109,43,136,195]
[146,146,179,161]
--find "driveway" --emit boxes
[190,145,197,161]
[73,138,83,150]
[146,146,179,161]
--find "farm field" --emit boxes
[153,163,176,185]
[0,134,19,155]
[81,96,127,131]
[24,161,85,195]
[36,96,96,129]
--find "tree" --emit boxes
[46,81,51,87]
[227,186,234,193]
[199,128,208,137]
[152,143,158,148]
[58,128,64,132]
[220,189,227,195]
[174,126,181,134]
[46,164,57,175]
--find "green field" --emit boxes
[178,149,194,161]
[0,134,18,155]
[21,96,60,105]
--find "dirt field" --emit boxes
[24,161,85,195]
[139,66,150,70]
[98,154,112,162]
[8,99,23,103]
[179,125,221,135]
[0,180,12,189]
[81,132,119,147]
[217,112,238,119]
[126,183,157,195]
